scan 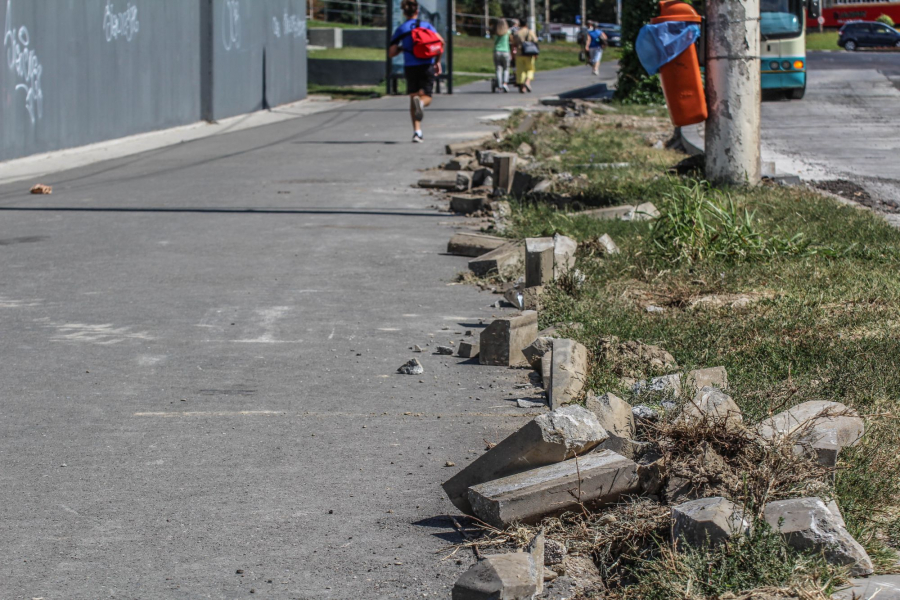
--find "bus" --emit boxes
[809,0,900,28]
[760,0,821,99]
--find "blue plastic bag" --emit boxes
[635,22,701,75]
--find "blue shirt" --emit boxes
[391,19,438,67]
[588,29,604,48]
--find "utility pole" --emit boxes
[616,0,622,26]
[484,0,489,37]
[705,0,761,185]
[528,0,536,30]
[580,0,586,27]
[545,0,550,38]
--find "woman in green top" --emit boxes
[492,18,511,93]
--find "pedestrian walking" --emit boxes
[585,21,608,76]
[511,17,539,93]
[492,18,511,93]
[388,0,445,143]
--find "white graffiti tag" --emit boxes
[222,0,242,50]
[272,16,281,38]
[4,0,43,124]
[282,12,306,38]
[103,0,140,42]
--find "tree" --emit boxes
[614,0,664,103]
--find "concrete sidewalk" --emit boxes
[0,64,610,599]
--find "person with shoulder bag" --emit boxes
[511,17,538,93]
[585,21,608,76]
[388,0,445,143]
[491,18,511,93]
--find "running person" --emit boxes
[388,0,445,143]
[585,22,608,76]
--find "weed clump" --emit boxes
[650,180,810,264]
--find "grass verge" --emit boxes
[806,31,840,51]
[465,106,900,595]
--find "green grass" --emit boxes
[485,108,900,584]
[807,31,840,50]
[308,46,383,60]
[308,19,378,29]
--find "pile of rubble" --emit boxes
[407,132,888,599]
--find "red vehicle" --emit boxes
[808,0,900,29]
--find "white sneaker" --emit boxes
[412,132,424,143]
[412,96,424,121]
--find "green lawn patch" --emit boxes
[807,31,840,51]
[308,19,379,29]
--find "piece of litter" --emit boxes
[30,184,52,195]
[413,345,424,352]
[516,399,546,408]
[445,461,456,467]
[646,305,665,313]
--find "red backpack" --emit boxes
[409,21,443,59]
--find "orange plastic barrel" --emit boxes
[651,0,707,126]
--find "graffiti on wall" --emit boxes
[272,10,306,39]
[103,0,140,42]
[4,0,43,124]
[222,0,242,50]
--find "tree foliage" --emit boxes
[614,0,664,103]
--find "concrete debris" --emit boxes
[543,567,558,582]
[596,233,620,255]
[672,497,749,548]
[479,311,538,367]
[533,179,553,194]
[517,142,533,157]
[443,405,607,514]
[826,499,847,529]
[560,556,603,596]
[458,341,480,359]
[598,337,678,377]
[544,540,567,566]
[30,184,52,195]
[476,149,497,167]
[418,171,472,192]
[449,194,487,215]
[757,401,864,466]
[397,358,424,375]
[632,374,682,399]
[632,404,660,423]
[511,171,536,197]
[492,200,513,232]
[448,232,508,257]
[492,153,517,195]
[580,205,635,221]
[437,346,454,355]
[684,366,728,392]
[413,344,424,352]
[517,399,546,409]
[447,155,474,170]
[832,575,900,600]
[546,339,589,409]
[586,393,635,453]
[522,286,544,311]
[468,242,525,277]
[503,287,525,310]
[446,135,495,156]
[624,202,660,221]
[468,449,640,527]
[764,497,874,576]
[472,167,492,188]
[524,235,578,288]
[523,337,554,370]
[451,531,545,599]
[680,387,743,430]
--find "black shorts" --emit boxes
[404,64,436,96]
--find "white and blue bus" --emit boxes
[760,0,821,98]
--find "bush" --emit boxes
[615,0,665,104]
[876,13,895,26]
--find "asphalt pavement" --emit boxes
[761,50,900,208]
[0,64,613,599]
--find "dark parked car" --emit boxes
[595,22,622,47]
[838,21,900,50]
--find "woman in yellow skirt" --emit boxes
[511,18,538,93]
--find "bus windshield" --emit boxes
[760,0,803,38]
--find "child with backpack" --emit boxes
[388,0,445,143]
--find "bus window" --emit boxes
[761,0,802,37]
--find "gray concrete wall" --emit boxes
[207,0,308,121]
[342,28,385,48]
[308,27,342,48]
[1,0,308,162]
[308,59,383,86]
[1,0,201,162]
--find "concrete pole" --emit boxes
[484,0,489,38]
[705,0,762,185]
[545,0,550,38]
[616,0,622,27]
[528,0,536,30]
[580,0,586,28]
